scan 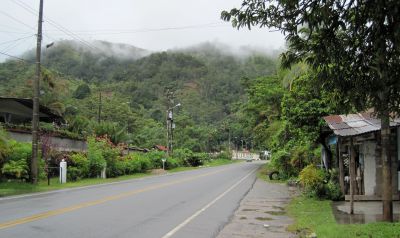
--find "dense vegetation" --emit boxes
[0,40,278,152]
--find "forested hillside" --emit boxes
[0,40,278,151]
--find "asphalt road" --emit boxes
[0,161,263,238]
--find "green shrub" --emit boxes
[137,156,152,172]
[87,137,106,177]
[145,150,166,169]
[1,159,29,180]
[124,156,142,174]
[270,149,292,178]
[186,153,204,167]
[214,151,232,160]
[68,153,89,180]
[106,159,125,177]
[67,167,80,181]
[325,180,343,201]
[165,158,180,169]
[2,141,32,180]
[299,164,325,197]
[173,148,194,166]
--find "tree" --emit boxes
[222,0,400,221]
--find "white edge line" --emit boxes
[161,167,258,238]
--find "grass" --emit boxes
[257,162,286,184]
[0,173,149,197]
[287,196,400,238]
[0,158,241,198]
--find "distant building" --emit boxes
[0,97,63,124]
[154,145,168,152]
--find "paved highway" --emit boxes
[0,161,263,238]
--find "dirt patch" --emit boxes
[242,208,258,212]
[150,169,167,175]
[265,211,286,216]
[255,217,273,221]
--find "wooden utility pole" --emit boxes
[98,92,102,123]
[31,0,43,184]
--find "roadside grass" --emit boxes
[257,162,286,184]
[0,158,241,197]
[287,196,400,238]
[0,173,149,197]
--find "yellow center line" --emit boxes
[0,167,229,230]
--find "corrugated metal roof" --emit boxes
[323,112,400,137]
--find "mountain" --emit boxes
[0,40,279,151]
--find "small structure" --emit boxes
[154,145,168,152]
[0,97,63,124]
[323,111,400,201]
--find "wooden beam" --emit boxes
[350,137,356,214]
[338,138,345,195]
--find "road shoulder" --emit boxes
[217,178,297,238]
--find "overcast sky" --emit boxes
[0,0,285,61]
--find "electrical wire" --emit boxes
[0,10,36,31]
[11,0,102,53]
[0,34,35,46]
[0,51,32,63]
[1,34,35,53]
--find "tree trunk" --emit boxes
[381,108,393,222]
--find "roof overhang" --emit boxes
[323,112,400,137]
[0,97,63,124]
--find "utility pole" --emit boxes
[166,91,173,156]
[98,92,102,123]
[31,0,43,184]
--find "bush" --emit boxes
[173,148,194,166]
[299,164,325,197]
[87,137,106,177]
[137,156,152,172]
[145,150,166,169]
[107,159,125,177]
[325,180,343,201]
[68,153,89,181]
[1,159,29,180]
[214,151,232,160]
[124,156,142,174]
[2,140,32,180]
[165,158,180,169]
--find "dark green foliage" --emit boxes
[67,153,90,181]
[2,141,31,180]
[87,137,106,177]
[0,41,279,151]
[73,83,91,99]
[145,150,165,169]
[165,158,180,169]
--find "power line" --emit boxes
[0,10,36,31]
[0,50,31,63]
[0,34,35,46]
[11,0,102,53]
[1,34,35,53]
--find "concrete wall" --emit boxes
[8,131,87,152]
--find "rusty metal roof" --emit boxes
[323,112,400,137]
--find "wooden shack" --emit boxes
[323,112,400,201]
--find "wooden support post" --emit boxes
[338,138,345,195]
[350,137,356,214]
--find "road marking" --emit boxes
[0,167,230,230]
[161,167,258,238]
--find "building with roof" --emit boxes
[0,97,63,124]
[323,111,400,201]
